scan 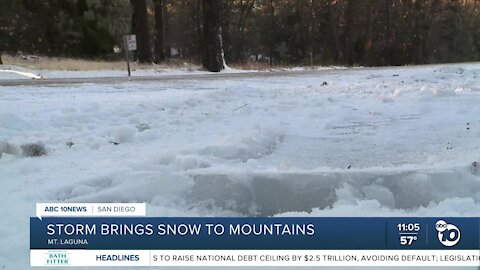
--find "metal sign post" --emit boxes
[122,35,137,77]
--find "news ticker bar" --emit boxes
[30,250,480,267]
[30,217,477,250]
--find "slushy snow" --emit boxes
[1,63,480,269]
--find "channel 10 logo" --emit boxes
[435,220,461,247]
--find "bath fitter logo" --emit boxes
[44,250,70,266]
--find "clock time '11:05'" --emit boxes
[397,223,420,232]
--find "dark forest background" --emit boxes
[1,0,479,67]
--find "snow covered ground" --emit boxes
[1,63,480,269]
[0,64,213,80]
[0,64,344,80]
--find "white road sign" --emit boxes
[124,35,137,51]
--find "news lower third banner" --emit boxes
[30,213,480,267]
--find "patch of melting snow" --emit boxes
[0,69,43,79]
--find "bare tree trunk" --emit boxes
[202,0,225,72]
[385,0,393,65]
[344,0,355,65]
[235,0,255,62]
[221,0,232,63]
[269,0,275,66]
[0,53,3,65]
[362,0,378,66]
[164,0,171,58]
[295,0,303,61]
[308,0,317,65]
[154,0,165,63]
[131,0,152,63]
[328,2,342,62]
[195,0,203,61]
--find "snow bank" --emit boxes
[1,63,480,269]
[189,162,480,216]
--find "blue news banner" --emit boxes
[30,217,480,266]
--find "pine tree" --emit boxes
[131,0,152,63]
[154,0,165,63]
[202,0,225,72]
